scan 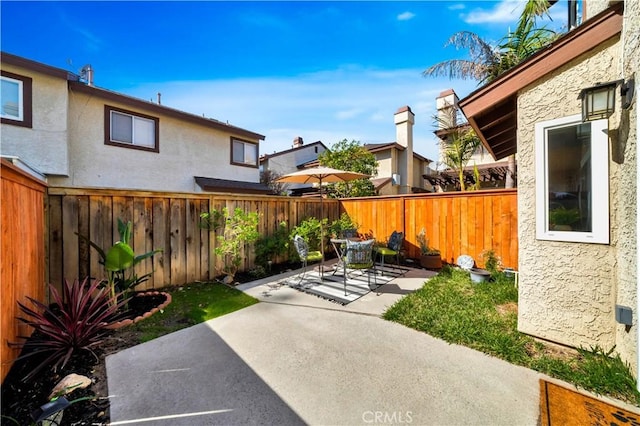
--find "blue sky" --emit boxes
[1,1,567,162]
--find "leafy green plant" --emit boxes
[10,278,127,382]
[201,207,260,279]
[329,213,359,238]
[79,218,162,302]
[254,221,289,266]
[481,249,502,275]
[290,216,327,253]
[416,228,440,256]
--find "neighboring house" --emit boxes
[259,137,329,194]
[458,1,639,376]
[300,106,434,195]
[425,89,516,191]
[1,52,270,194]
[368,106,434,195]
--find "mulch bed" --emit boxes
[1,262,328,424]
[1,292,169,425]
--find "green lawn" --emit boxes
[127,282,258,343]
[383,266,640,406]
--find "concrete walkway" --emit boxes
[107,266,543,425]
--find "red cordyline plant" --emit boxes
[10,277,128,382]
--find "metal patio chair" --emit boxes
[343,238,377,296]
[293,235,323,285]
[374,231,404,276]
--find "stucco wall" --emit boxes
[0,64,69,175]
[47,87,259,192]
[517,37,621,351]
[613,0,639,373]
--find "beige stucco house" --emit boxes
[369,106,434,195]
[296,106,434,196]
[459,0,639,377]
[1,52,268,194]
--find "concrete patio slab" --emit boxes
[107,266,543,425]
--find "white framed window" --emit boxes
[1,76,22,120]
[231,137,258,167]
[535,114,609,243]
[1,71,32,127]
[105,106,158,152]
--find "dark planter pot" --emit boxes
[420,254,442,269]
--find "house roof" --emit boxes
[194,177,272,194]
[364,142,432,163]
[458,3,623,160]
[1,52,74,80]
[1,51,265,141]
[302,143,433,168]
[259,141,328,163]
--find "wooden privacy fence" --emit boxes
[341,189,518,269]
[46,188,341,291]
[1,160,47,382]
[3,185,516,380]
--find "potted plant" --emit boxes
[329,213,359,239]
[417,228,442,269]
[549,207,581,231]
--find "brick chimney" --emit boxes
[293,136,304,148]
[394,105,415,194]
[436,89,459,130]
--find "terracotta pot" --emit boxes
[420,254,442,269]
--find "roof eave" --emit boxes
[69,81,265,141]
[458,2,623,160]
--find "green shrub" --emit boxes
[255,221,289,266]
[290,216,328,253]
[201,207,260,279]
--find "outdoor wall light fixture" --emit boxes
[579,78,635,122]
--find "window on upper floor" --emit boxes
[105,105,159,152]
[1,71,32,128]
[535,114,609,244]
[231,137,258,167]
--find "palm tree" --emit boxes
[442,128,481,192]
[423,0,558,84]
[424,0,558,190]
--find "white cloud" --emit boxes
[122,67,480,162]
[462,0,523,24]
[448,4,465,11]
[397,11,415,21]
[461,0,566,29]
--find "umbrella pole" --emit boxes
[320,178,324,280]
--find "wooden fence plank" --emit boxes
[185,199,199,284]
[77,196,90,281]
[170,198,187,285]
[152,198,170,288]
[62,196,79,283]
[1,161,46,381]
[48,195,63,291]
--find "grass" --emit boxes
[383,266,640,406]
[128,281,259,343]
